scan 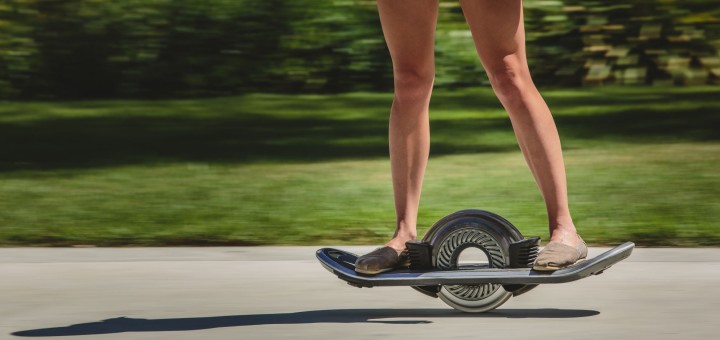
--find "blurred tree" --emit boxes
[0,0,41,98]
[272,0,393,93]
[0,0,718,100]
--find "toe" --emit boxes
[355,258,370,270]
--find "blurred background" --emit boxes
[0,0,717,246]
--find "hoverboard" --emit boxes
[316,209,634,312]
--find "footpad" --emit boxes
[508,237,540,268]
[405,240,433,270]
[316,242,635,286]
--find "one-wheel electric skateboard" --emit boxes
[317,209,634,312]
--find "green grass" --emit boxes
[0,86,719,246]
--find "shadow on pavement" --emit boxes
[12,308,599,336]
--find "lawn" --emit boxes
[0,86,718,246]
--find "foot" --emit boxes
[548,227,582,247]
[354,246,408,275]
[354,229,415,275]
[533,233,587,271]
[384,235,415,253]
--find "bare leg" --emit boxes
[377,0,439,252]
[459,0,580,246]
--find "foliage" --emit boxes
[0,0,719,99]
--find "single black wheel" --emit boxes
[420,209,525,312]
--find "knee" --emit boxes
[393,68,435,104]
[485,57,534,109]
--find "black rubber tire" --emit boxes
[420,209,524,313]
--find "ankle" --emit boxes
[385,230,417,252]
[549,227,580,246]
[548,214,574,230]
[394,228,417,240]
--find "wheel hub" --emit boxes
[435,227,505,301]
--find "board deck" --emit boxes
[316,242,634,287]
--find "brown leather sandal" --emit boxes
[354,246,408,275]
[532,235,588,271]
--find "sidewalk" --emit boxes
[2,246,719,339]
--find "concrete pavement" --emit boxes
[2,246,719,339]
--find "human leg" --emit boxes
[355,0,438,274]
[458,0,582,248]
[379,0,438,252]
